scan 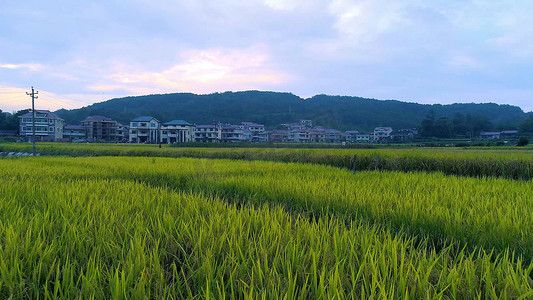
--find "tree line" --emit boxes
[419,110,533,138]
[0,109,30,131]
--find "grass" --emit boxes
[0,157,532,298]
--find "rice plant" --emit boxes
[0,170,532,298]
[1,142,532,179]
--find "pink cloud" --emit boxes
[89,46,291,94]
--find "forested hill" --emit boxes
[55,91,529,131]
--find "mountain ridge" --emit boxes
[55,91,529,131]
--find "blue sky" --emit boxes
[1,0,532,112]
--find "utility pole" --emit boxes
[26,87,38,156]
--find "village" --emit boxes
[15,110,431,144]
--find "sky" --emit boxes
[1,0,532,113]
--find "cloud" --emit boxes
[1,0,533,114]
[89,46,291,94]
[328,0,413,40]
[0,85,96,112]
[447,55,484,70]
[263,0,308,11]
[0,86,30,112]
[0,63,43,71]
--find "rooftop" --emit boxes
[132,116,158,122]
[18,110,63,120]
[82,115,115,122]
[163,120,192,126]
[375,127,393,131]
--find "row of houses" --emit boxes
[17,111,267,144]
[128,116,267,143]
[19,111,129,142]
[480,130,519,139]
[18,111,417,144]
[270,126,417,143]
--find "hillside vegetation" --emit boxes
[54,91,529,131]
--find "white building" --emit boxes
[19,110,64,142]
[300,120,313,128]
[129,116,160,143]
[373,127,393,142]
[344,131,360,143]
[63,125,86,141]
[356,134,371,143]
[241,122,267,142]
[288,129,310,143]
[160,120,195,144]
[195,125,221,142]
[220,124,252,143]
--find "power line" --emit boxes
[39,98,76,109]
[39,94,75,107]
[42,90,94,106]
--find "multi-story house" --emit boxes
[19,110,64,142]
[300,120,313,128]
[81,115,120,142]
[195,125,221,142]
[268,130,289,143]
[129,116,160,143]
[356,134,372,143]
[242,122,267,142]
[220,124,252,143]
[344,131,360,143]
[373,127,393,142]
[160,120,195,144]
[325,129,343,143]
[116,123,129,142]
[309,129,326,143]
[391,129,416,142]
[289,129,310,143]
[63,125,86,141]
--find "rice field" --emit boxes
[1,142,533,180]
[0,156,532,298]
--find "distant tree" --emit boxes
[433,117,453,138]
[471,115,493,135]
[517,136,529,146]
[519,115,533,134]
[419,110,436,137]
[0,109,31,132]
[452,113,470,136]
[0,109,5,128]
